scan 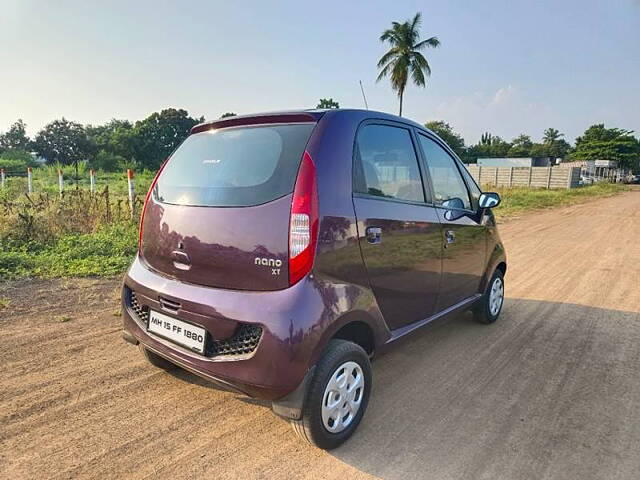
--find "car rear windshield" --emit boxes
[154,123,316,207]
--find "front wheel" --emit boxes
[474,269,505,324]
[290,339,372,449]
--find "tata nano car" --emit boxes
[121,109,506,449]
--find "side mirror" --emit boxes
[479,192,501,209]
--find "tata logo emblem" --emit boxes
[255,257,283,276]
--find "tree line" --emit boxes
[1,109,638,173]
[425,121,640,170]
[0,108,209,172]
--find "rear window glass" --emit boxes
[154,124,315,207]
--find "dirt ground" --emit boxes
[1,189,640,480]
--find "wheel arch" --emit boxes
[310,310,387,366]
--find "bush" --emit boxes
[0,149,38,171]
[0,158,28,171]
[90,150,127,172]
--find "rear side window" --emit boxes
[155,124,315,207]
[354,124,425,203]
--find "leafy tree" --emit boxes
[480,132,494,145]
[507,134,533,157]
[529,127,571,159]
[571,124,640,170]
[466,133,511,162]
[316,98,339,109]
[543,128,563,144]
[0,119,31,151]
[220,112,237,118]
[377,12,440,116]
[530,140,571,159]
[86,119,135,161]
[33,118,94,165]
[425,121,465,158]
[131,108,203,169]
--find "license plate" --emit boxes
[147,310,206,354]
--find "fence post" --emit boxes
[104,185,111,223]
[0,169,4,188]
[127,169,135,219]
[90,169,96,193]
[528,167,533,187]
[509,167,514,187]
[478,166,482,186]
[58,169,64,197]
[547,167,552,189]
[27,167,33,193]
[494,168,499,187]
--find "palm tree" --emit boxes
[376,12,440,116]
[543,128,564,144]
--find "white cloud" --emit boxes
[490,85,517,106]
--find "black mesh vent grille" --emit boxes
[206,324,263,357]
[130,291,149,325]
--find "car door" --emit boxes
[416,133,487,311]
[352,122,442,331]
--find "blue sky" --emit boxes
[1,0,638,144]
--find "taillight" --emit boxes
[138,159,168,252]
[289,151,319,285]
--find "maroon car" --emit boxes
[121,109,506,449]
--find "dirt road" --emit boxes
[2,190,640,480]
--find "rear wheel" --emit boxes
[290,340,371,449]
[474,269,504,324]
[139,345,177,371]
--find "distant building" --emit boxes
[562,159,624,182]
[476,157,556,167]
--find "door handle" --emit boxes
[366,227,382,244]
[445,230,456,245]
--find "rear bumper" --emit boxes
[122,255,322,401]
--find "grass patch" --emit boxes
[493,183,629,220]
[0,223,137,279]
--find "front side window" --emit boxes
[460,163,481,209]
[418,134,471,210]
[354,124,424,203]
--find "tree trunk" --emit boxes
[399,88,404,116]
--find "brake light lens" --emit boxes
[138,159,168,252]
[289,151,319,285]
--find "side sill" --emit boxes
[387,294,483,344]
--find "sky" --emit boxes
[1,0,639,144]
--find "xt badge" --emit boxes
[255,257,283,276]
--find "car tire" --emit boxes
[474,269,505,324]
[290,339,372,450]
[139,345,178,371]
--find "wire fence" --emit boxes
[0,168,154,220]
